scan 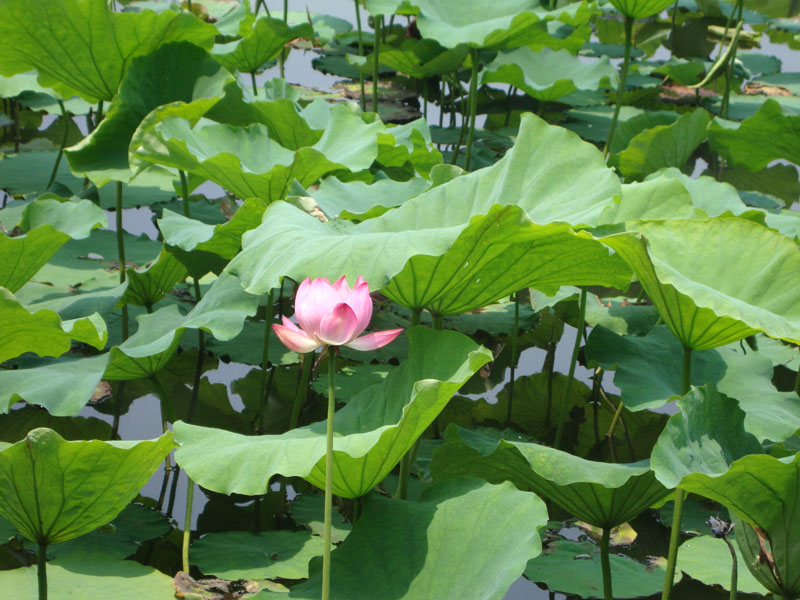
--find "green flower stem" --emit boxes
[45,100,68,192]
[182,475,194,574]
[354,0,366,112]
[372,15,382,113]
[464,47,479,171]
[322,347,337,600]
[506,292,520,426]
[662,345,693,600]
[259,289,276,416]
[250,71,258,97]
[554,287,586,449]
[115,181,129,341]
[289,351,315,430]
[603,15,634,159]
[395,307,424,499]
[179,169,205,424]
[151,374,176,512]
[606,398,625,463]
[449,76,469,165]
[186,0,192,11]
[601,528,612,600]
[37,541,47,600]
[722,535,737,600]
[279,0,288,78]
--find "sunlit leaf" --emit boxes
[174,327,492,498]
[676,535,769,596]
[289,478,547,600]
[0,428,173,544]
[211,17,313,74]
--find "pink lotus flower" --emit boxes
[272,276,402,353]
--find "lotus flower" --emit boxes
[273,276,402,353]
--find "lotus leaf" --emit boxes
[192,529,326,580]
[676,535,769,595]
[708,99,800,171]
[65,42,234,185]
[226,112,620,296]
[0,288,107,363]
[650,384,763,489]
[289,478,547,600]
[525,539,675,599]
[120,247,188,308]
[601,218,800,349]
[482,47,617,103]
[0,428,173,544]
[174,327,492,498]
[609,0,680,18]
[430,425,670,529]
[0,0,216,102]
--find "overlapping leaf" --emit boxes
[174,327,492,498]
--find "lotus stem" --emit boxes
[252,289,276,430]
[37,541,47,600]
[606,399,625,463]
[464,47,479,171]
[279,0,288,78]
[722,535,737,600]
[506,292,520,426]
[601,528,613,600]
[603,15,633,159]
[12,100,20,153]
[111,382,125,439]
[182,475,194,573]
[289,351,315,430]
[662,346,692,600]
[721,1,744,119]
[554,287,586,449]
[45,100,68,192]
[186,0,192,10]
[322,347,337,600]
[669,1,678,58]
[372,15,382,113]
[179,169,205,425]
[504,85,516,127]
[449,76,469,165]
[115,181,129,341]
[250,71,258,97]
[354,0,366,112]
[395,308,424,499]
[544,315,557,425]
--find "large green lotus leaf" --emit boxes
[415,0,594,50]
[0,0,215,102]
[13,229,161,307]
[65,42,234,185]
[708,99,800,171]
[650,384,763,489]
[376,38,469,78]
[120,247,188,308]
[616,109,712,181]
[718,163,800,208]
[375,120,442,179]
[482,47,616,103]
[299,175,430,220]
[430,425,669,529]
[25,283,127,322]
[0,428,172,544]
[174,327,492,498]
[608,0,676,18]
[289,478,547,600]
[226,112,620,295]
[525,539,674,599]
[381,204,631,314]
[585,325,800,442]
[0,288,107,363]
[192,530,325,580]
[601,218,800,349]
[132,102,382,202]
[212,17,313,74]
[158,198,267,278]
[0,552,174,599]
[679,453,800,598]
[676,535,769,596]
[598,176,700,224]
[17,196,107,239]
[0,274,257,415]
[643,167,747,217]
[0,226,70,293]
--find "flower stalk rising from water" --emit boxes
[273,275,401,600]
